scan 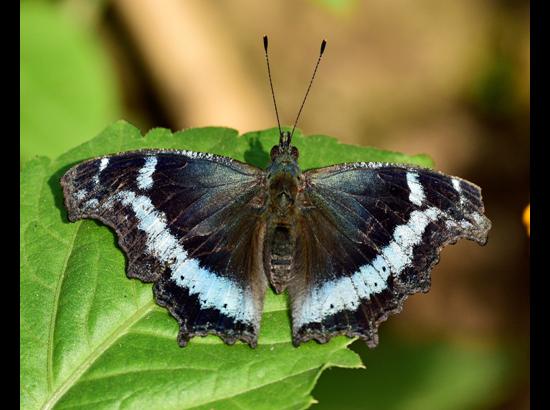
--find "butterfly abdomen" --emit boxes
[266,225,296,293]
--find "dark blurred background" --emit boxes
[21,0,529,408]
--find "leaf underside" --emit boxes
[21,121,432,410]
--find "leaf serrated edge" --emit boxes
[305,340,364,409]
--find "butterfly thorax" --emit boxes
[264,135,302,293]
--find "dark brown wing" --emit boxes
[289,162,491,347]
[61,149,268,347]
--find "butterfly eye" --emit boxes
[291,146,299,160]
[270,146,280,160]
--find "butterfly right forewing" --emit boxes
[288,163,491,347]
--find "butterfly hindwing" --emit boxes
[61,149,268,347]
[289,163,491,347]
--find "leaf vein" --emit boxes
[185,366,324,410]
[46,222,82,394]
[41,300,155,410]
[81,364,215,383]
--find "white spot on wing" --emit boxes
[452,178,466,207]
[407,172,425,206]
[452,178,461,193]
[75,189,87,201]
[182,151,215,160]
[94,158,110,185]
[99,158,109,172]
[85,198,99,209]
[137,156,157,190]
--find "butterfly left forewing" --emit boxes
[289,163,491,347]
[61,150,268,347]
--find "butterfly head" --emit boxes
[267,131,300,177]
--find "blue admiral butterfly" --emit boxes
[61,37,491,348]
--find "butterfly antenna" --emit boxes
[290,39,327,139]
[263,35,283,139]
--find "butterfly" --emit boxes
[60,37,491,348]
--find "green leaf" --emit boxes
[21,121,432,410]
[20,1,119,165]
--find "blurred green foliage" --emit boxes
[20,1,119,165]
[470,53,517,118]
[314,334,518,410]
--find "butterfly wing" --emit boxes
[290,163,491,347]
[61,149,268,347]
